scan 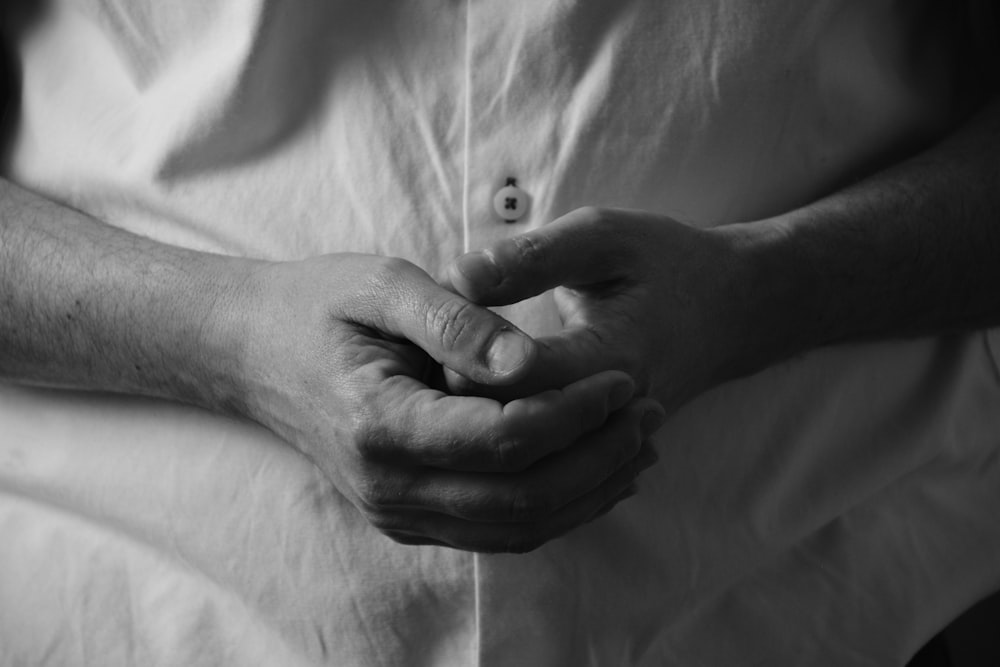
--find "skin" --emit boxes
[0,178,666,554]
[444,99,1000,417]
[1,18,999,553]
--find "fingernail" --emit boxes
[487,330,532,376]
[607,379,634,411]
[455,251,501,288]
[640,408,666,436]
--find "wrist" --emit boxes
[160,252,270,420]
[709,215,821,380]
[213,257,319,438]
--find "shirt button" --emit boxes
[494,178,528,222]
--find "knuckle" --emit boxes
[503,529,546,554]
[367,256,414,290]
[575,205,606,222]
[509,232,548,268]
[425,298,479,351]
[573,206,629,252]
[354,475,399,511]
[351,417,391,463]
[492,432,531,472]
[507,484,556,522]
[353,256,420,327]
[365,511,402,533]
[574,206,619,231]
[362,260,402,303]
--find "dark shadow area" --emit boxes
[944,590,1000,667]
[956,0,1000,106]
[0,0,51,162]
[908,631,952,667]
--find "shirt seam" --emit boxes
[461,0,473,256]
[463,8,483,667]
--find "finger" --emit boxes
[367,398,665,522]
[361,369,636,473]
[444,326,614,399]
[354,257,537,385]
[372,441,659,553]
[378,534,451,548]
[446,207,639,306]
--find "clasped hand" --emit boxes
[241,208,749,553]
[445,207,753,414]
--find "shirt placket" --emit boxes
[463,3,578,666]
[462,0,569,339]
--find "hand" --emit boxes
[444,207,771,413]
[235,252,665,552]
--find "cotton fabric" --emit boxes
[3,2,1000,665]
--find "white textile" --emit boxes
[3,2,1000,665]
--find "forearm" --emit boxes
[0,178,259,413]
[730,98,1000,370]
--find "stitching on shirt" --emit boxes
[462,10,484,666]
[461,0,473,256]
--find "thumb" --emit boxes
[444,324,616,399]
[372,267,538,386]
[447,207,631,306]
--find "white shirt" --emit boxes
[3,1,1000,665]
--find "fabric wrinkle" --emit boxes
[2,2,994,665]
